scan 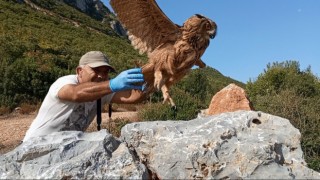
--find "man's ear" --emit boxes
[76,66,82,77]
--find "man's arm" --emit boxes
[58,68,145,103]
[58,81,113,102]
[58,82,146,104]
[111,89,146,104]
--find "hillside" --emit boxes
[0,0,146,111]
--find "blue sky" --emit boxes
[102,0,320,83]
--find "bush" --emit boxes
[1,56,69,109]
[139,87,206,121]
[0,106,10,116]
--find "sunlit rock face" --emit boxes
[206,83,254,116]
[121,111,319,179]
[0,130,148,179]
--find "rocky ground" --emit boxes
[0,111,138,154]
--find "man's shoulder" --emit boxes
[57,74,77,80]
[55,75,78,84]
[49,75,78,93]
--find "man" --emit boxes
[23,51,145,142]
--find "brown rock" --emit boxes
[207,83,254,115]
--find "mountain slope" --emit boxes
[0,0,145,108]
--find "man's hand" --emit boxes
[81,65,96,82]
[109,68,144,92]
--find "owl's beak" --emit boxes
[209,21,217,39]
[209,29,216,39]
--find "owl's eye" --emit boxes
[205,22,211,30]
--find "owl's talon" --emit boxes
[171,105,177,119]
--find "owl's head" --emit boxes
[183,14,217,40]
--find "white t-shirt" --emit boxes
[23,75,115,142]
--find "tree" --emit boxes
[247,61,319,99]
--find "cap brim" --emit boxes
[87,62,116,72]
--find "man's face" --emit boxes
[77,65,110,83]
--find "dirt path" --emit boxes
[0,113,36,154]
[0,111,138,155]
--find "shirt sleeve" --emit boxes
[49,75,78,99]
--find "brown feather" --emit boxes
[110,0,180,55]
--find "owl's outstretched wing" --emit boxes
[110,0,181,55]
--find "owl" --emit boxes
[110,0,217,108]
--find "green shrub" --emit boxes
[139,87,206,121]
[106,118,130,137]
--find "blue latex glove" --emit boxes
[109,68,145,92]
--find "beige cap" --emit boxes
[79,51,115,72]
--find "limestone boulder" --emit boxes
[0,130,148,179]
[121,111,319,179]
